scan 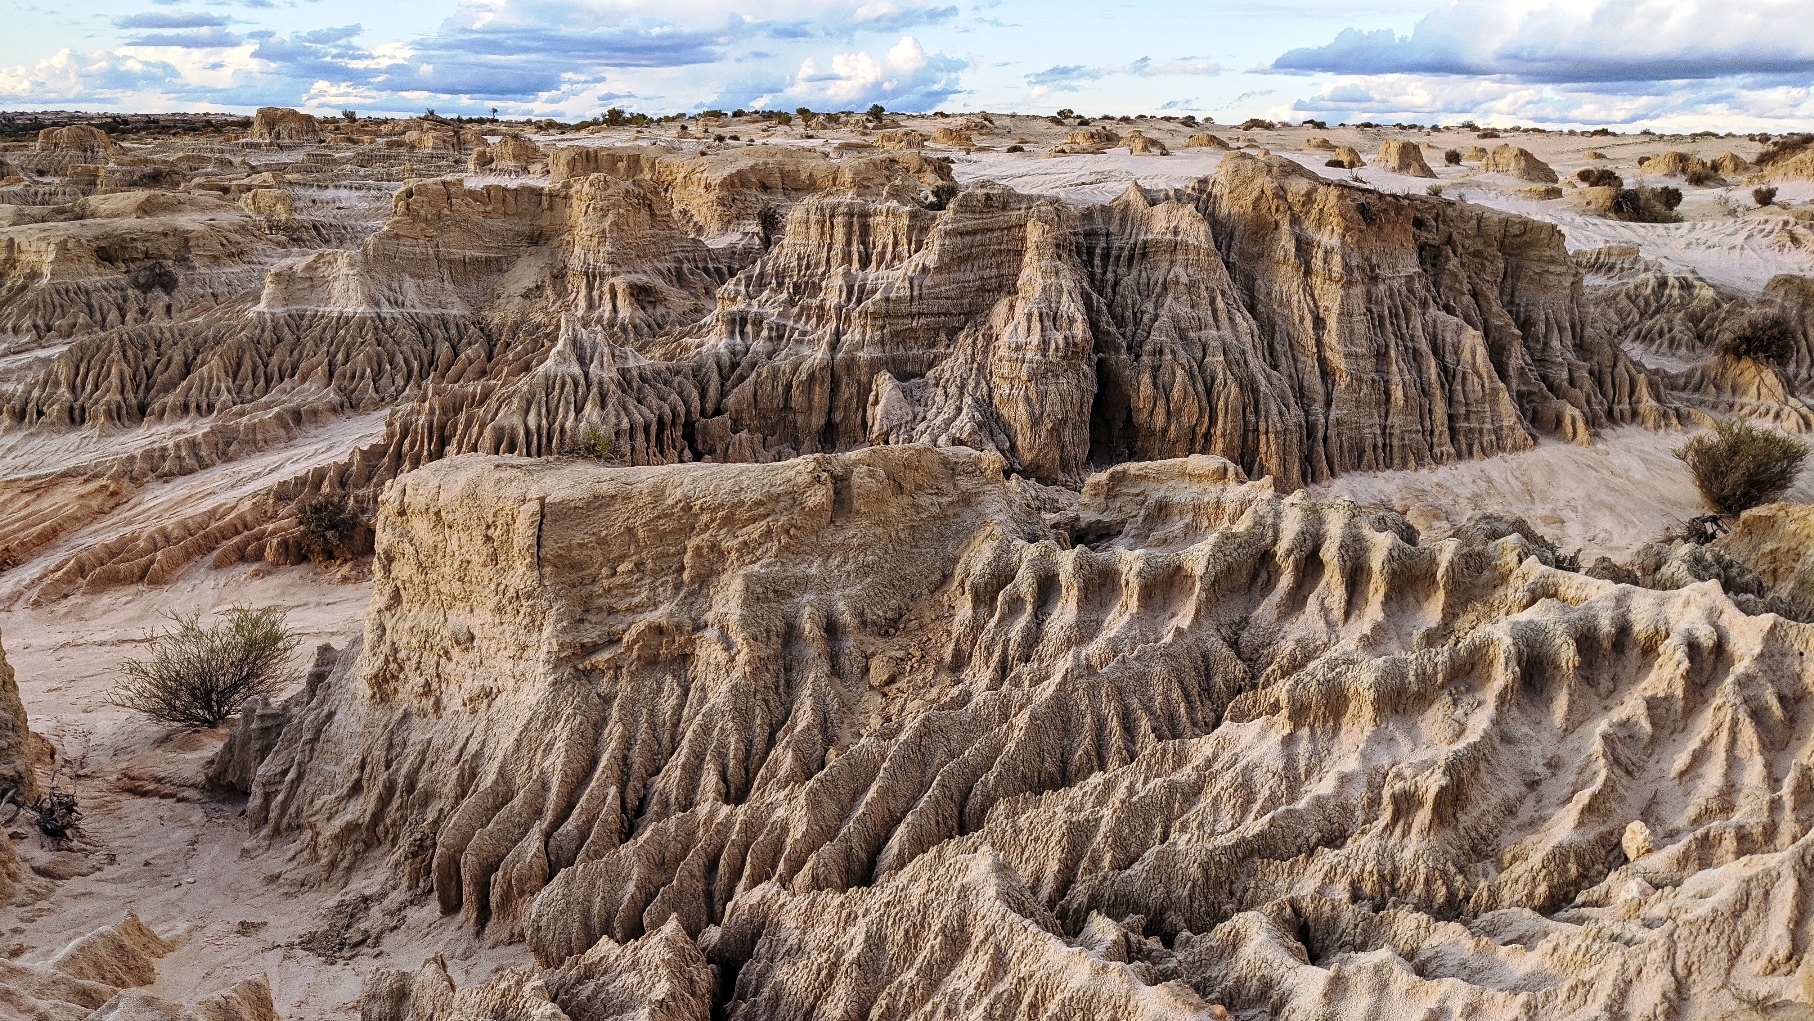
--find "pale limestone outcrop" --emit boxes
[1374,139,1436,177]
[247,107,322,145]
[35,125,115,155]
[469,134,545,173]
[1482,143,1559,183]
[1184,133,1228,149]
[1324,146,1363,169]
[1121,130,1169,156]
[238,188,294,223]
[1645,150,1715,180]
[874,129,924,150]
[230,444,1814,1021]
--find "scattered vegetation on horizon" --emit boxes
[106,607,300,729]
[1676,419,1810,516]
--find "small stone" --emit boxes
[1622,820,1655,862]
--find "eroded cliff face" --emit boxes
[232,444,1814,1021]
[0,142,1720,605]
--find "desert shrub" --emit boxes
[1722,315,1797,363]
[1426,184,1444,196]
[1574,167,1623,189]
[925,181,960,211]
[1611,186,1683,223]
[1476,129,1500,139]
[564,427,616,459]
[1444,148,1462,165]
[1005,144,1024,153]
[1240,118,1275,131]
[1754,185,1779,207]
[1675,419,1810,515]
[107,608,300,728]
[1684,166,1719,186]
[295,492,359,563]
[866,104,886,120]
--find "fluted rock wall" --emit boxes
[235,444,1814,1020]
[0,141,1738,604]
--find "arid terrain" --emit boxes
[2,106,1814,1020]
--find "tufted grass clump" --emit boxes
[1676,420,1810,515]
[107,608,299,728]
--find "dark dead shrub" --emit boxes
[1721,315,1798,364]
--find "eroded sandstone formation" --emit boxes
[0,912,276,1021]
[0,127,1804,616]
[224,443,1814,1021]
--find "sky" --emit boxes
[2,0,1813,130]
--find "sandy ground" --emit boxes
[1307,426,1814,560]
[1,562,532,1018]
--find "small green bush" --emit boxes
[925,182,960,211]
[107,608,300,728]
[1676,419,1810,515]
[296,492,359,564]
[1444,148,1462,165]
[1426,184,1444,196]
[565,427,616,459]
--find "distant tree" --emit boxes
[605,107,627,126]
[341,109,357,123]
[867,103,886,120]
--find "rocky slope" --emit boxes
[217,444,1814,1021]
[0,129,1751,607]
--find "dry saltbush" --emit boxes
[106,607,299,728]
[1676,420,1810,516]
